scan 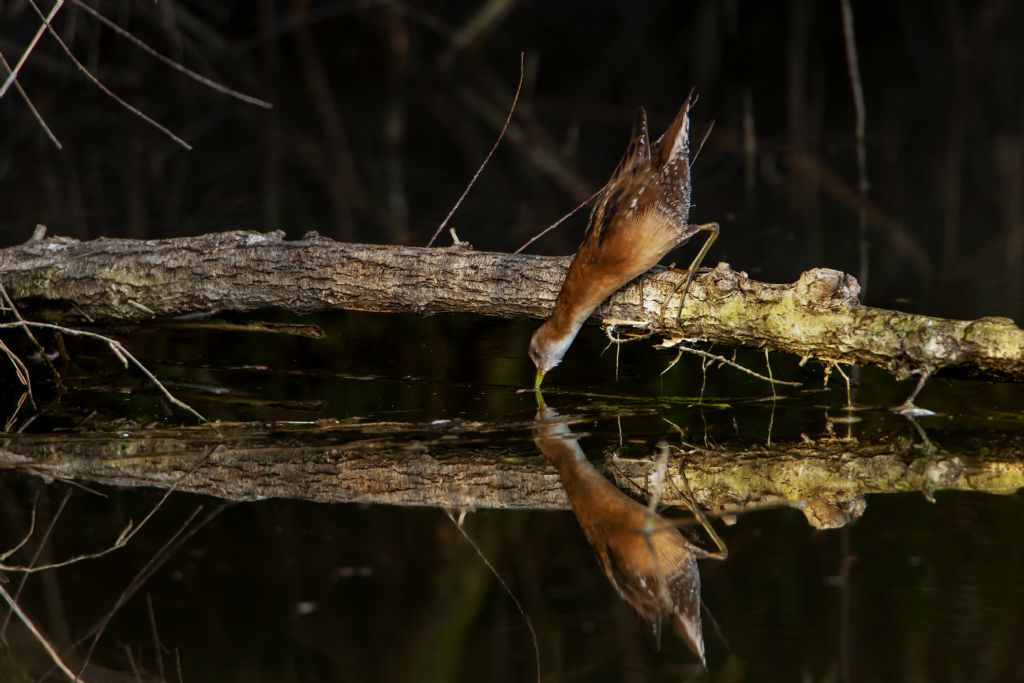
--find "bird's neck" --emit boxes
[543,266,610,345]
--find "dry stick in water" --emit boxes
[0,321,209,426]
[0,583,82,682]
[426,52,525,248]
[445,510,541,683]
[24,0,192,149]
[1,282,62,389]
[0,492,70,638]
[0,470,191,574]
[146,594,166,683]
[0,494,78,680]
[0,337,34,409]
[660,341,802,388]
[75,504,224,681]
[0,496,39,563]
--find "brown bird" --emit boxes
[533,405,726,664]
[529,93,718,388]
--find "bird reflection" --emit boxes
[533,405,726,665]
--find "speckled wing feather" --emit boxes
[581,94,695,264]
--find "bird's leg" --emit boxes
[662,222,719,321]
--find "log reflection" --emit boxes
[533,405,726,665]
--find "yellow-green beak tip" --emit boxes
[534,367,545,391]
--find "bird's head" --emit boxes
[528,322,575,389]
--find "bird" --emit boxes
[529,92,718,388]
[533,405,725,664]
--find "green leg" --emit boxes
[663,222,720,320]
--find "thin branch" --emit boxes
[840,0,870,296]
[75,503,226,680]
[765,348,777,399]
[0,459,199,573]
[146,593,166,683]
[4,391,29,432]
[1,491,71,637]
[445,509,541,683]
[426,52,525,247]
[66,0,272,109]
[1,281,63,389]
[832,360,853,408]
[0,493,39,562]
[662,341,802,387]
[0,582,82,682]
[0,49,62,148]
[0,0,63,100]
[691,119,715,167]
[0,337,35,409]
[24,0,193,150]
[514,186,602,253]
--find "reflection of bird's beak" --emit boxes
[534,367,545,391]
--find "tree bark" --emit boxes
[3,421,1022,530]
[1,229,1022,381]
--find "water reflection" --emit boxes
[533,404,726,665]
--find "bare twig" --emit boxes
[0,49,62,148]
[660,340,802,387]
[75,503,224,681]
[0,321,209,425]
[840,0,869,296]
[513,186,602,253]
[66,0,272,109]
[0,337,35,409]
[426,52,525,247]
[0,581,82,682]
[0,0,63,100]
[0,462,198,573]
[4,391,30,432]
[146,593,166,683]
[1,281,62,389]
[0,493,39,562]
[24,0,193,150]
[124,644,141,683]
[445,509,541,683]
[832,361,853,408]
[1,491,71,637]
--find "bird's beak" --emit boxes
[534,367,545,391]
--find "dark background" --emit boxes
[3,0,1023,319]
[2,3,1024,682]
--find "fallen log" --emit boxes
[1,229,1022,381]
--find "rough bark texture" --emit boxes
[2,423,1022,530]
[1,230,1022,381]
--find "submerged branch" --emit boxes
[1,230,1022,381]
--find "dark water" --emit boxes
[2,314,1023,682]
[2,1,1024,681]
